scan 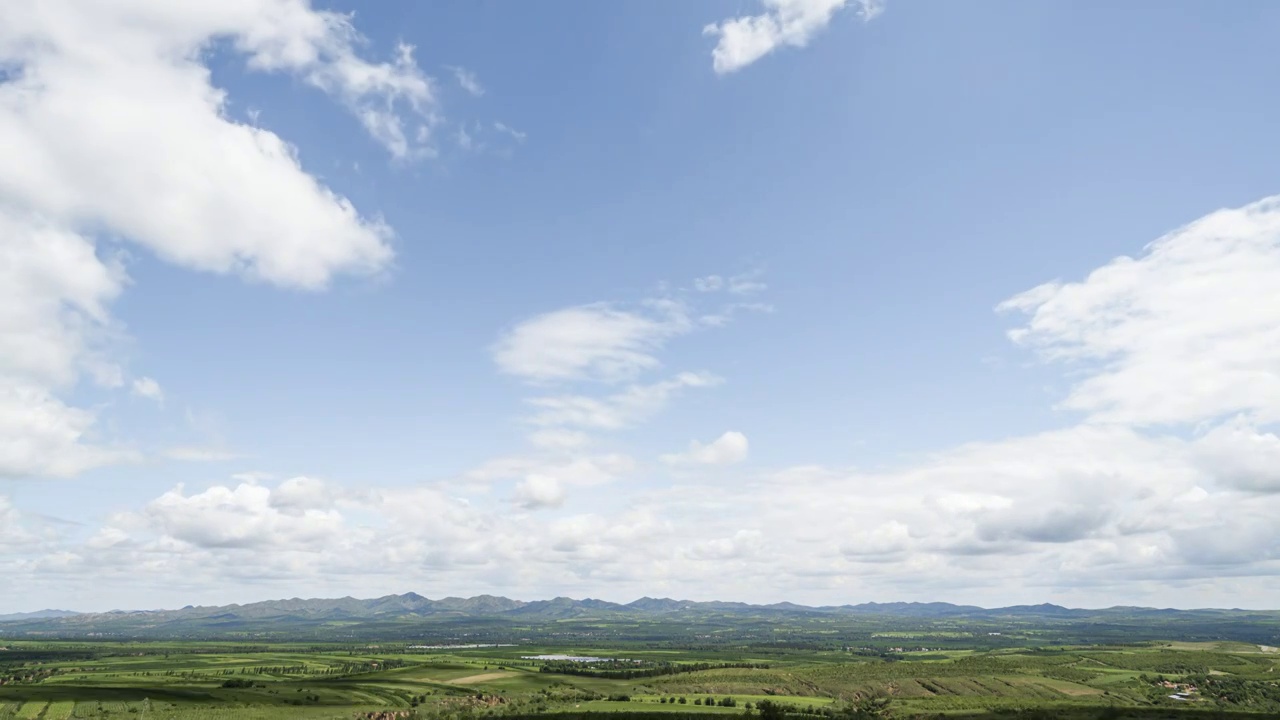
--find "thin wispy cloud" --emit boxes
[494,121,527,142]
[131,377,164,404]
[449,65,485,97]
[661,431,750,466]
[704,0,885,74]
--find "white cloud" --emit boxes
[973,504,1111,544]
[527,372,721,429]
[704,0,885,75]
[694,275,724,292]
[840,521,911,559]
[0,495,39,548]
[493,121,526,142]
[19,191,1280,607]
[467,453,635,488]
[235,14,437,160]
[131,377,164,404]
[688,530,765,560]
[493,301,694,384]
[1001,195,1280,426]
[693,271,766,295]
[1172,520,1280,567]
[452,120,523,154]
[699,302,775,328]
[144,482,345,550]
[0,383,138,478]
[546,510,669,566]
[514,474,566,509]
[1192,419,1280,493]
[270,476,339,512]
[0,213,128,478]
[497,284,760,476]
[450,66,485,97]
[662,431,750,465]
[489,284,755,538]
[0,78,395,287]
[728,271,768,295]
[0,0,413,479]
[455,124,476,151]
[13,418,1280,607]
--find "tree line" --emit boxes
[538,660,769,679]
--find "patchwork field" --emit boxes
[2,638,1280,719]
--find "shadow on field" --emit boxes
[0,685,215,704]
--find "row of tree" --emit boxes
[538,660,769,679]
[656,696,738,707]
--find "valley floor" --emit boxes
[2,639,1279,719]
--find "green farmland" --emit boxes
[2,637,1279,719]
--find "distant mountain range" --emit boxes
[0,609,80,623]
[2,593,1270,629]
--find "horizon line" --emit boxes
[3,591,1271,617]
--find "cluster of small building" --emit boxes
[1159,680,1198,701]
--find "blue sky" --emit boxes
[3,0,1280,612]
